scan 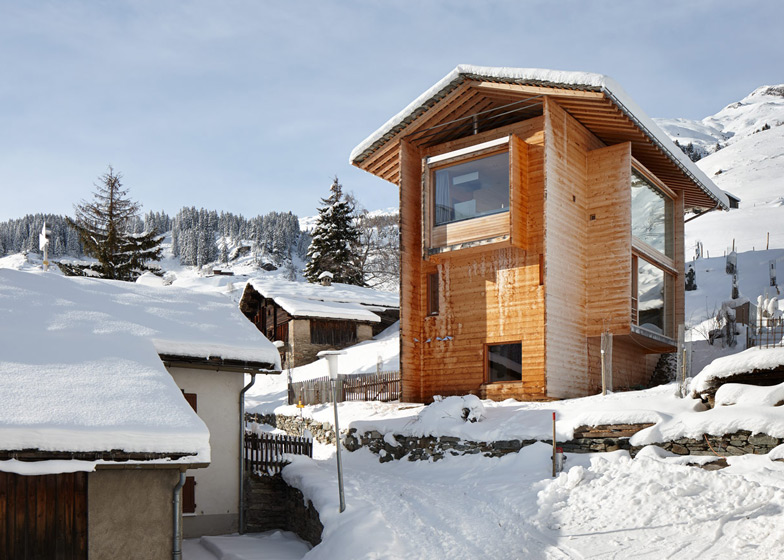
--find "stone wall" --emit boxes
[245,474,323,547]
[249,413,339,445]
[647,430,781,456]
[252,413,783,462]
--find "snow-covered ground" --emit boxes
[278,441,784,559]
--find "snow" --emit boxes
[271,295,380,322]
[248,277,398,311]
[350,64,728,210]
[0,459,98,476]
[691,346,784,393]
[656,84,784,256]
[184,531,311,560]
[0,268,275,462]
[273,442,784,559]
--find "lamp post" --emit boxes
[317,350,346,513]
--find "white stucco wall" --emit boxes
[167,365,244,537]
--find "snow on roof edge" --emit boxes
[349,64,729,210]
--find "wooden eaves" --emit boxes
[159,354,280,374]
[352,73,728,213]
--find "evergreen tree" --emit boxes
[303,177,363,285]
[67,167,162,281]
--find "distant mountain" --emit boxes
[655,85,784,257]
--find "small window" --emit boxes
[183,392,197,413]
[433,151,510,226]
[427,272,439,316]
[487,343,522,383]
[183,476,196,514]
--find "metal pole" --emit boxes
[600,348,606,396]
[332,378,346,513]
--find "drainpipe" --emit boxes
[172,471,186,560]
[238,372,257,534]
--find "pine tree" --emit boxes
[303,177,363,285]
[67,167,162,281]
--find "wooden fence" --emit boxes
[288,371,401,406]
[244,432,313,476]
[750,317,784,349]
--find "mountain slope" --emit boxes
[656,85,784,256]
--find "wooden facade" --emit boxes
[353,69,725,402]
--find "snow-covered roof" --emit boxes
[247,278,399,321]
[0,269,213,460]
[350,65,729,210]
[0,269,280,367]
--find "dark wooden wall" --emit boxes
[0,471,87,560]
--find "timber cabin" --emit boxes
[240,277,400,367]
[350,65,732,402]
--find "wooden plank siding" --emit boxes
[390,91,689,403]
[585,142,632,337]
[0,472,87,560]
[399,140,425,401]
[400,117,546,402]
[543,99,606,398]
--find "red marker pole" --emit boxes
[552,412,557,477]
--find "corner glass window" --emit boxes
[433,151,509,226]
[635,258,672,336]
[631,169,673,258]
[487,342,522,382]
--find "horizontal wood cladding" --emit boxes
[430,212,509,248]
[401,116,546,402]
[586,142,632,337]
[399,140,424,402]
[543,99,605,399]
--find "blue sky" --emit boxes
[1,0,781,222]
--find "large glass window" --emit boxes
[631,169,673,258]
[634,257,673,337]
[433,151,509,226]
[487,342,522,382]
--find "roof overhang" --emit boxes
[159,354,279,374]
[350,65,729,212]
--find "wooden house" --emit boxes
[350,65,731,402]
[240,278,399,367]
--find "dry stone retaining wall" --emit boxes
[251,413,783,461]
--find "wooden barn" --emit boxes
[240,278,399,367]
[350,65,732,402]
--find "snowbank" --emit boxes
[691,346,784,393]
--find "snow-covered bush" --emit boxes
[418,395,486,426]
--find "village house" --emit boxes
[0,269,280,558]
[239,277,399,367]
[350,65,732,403]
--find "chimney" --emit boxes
[318,271,333,287]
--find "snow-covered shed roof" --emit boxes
[0,269,212,462]
[245,278,399,322]
[350,65,729,211]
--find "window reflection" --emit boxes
[637,259,670,336]
[434,152,509,226]
[631,169,673,257]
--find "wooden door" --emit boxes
[0,471,87,559]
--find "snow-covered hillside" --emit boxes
[655,85,784,256]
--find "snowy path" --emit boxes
[283,443,784,559]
